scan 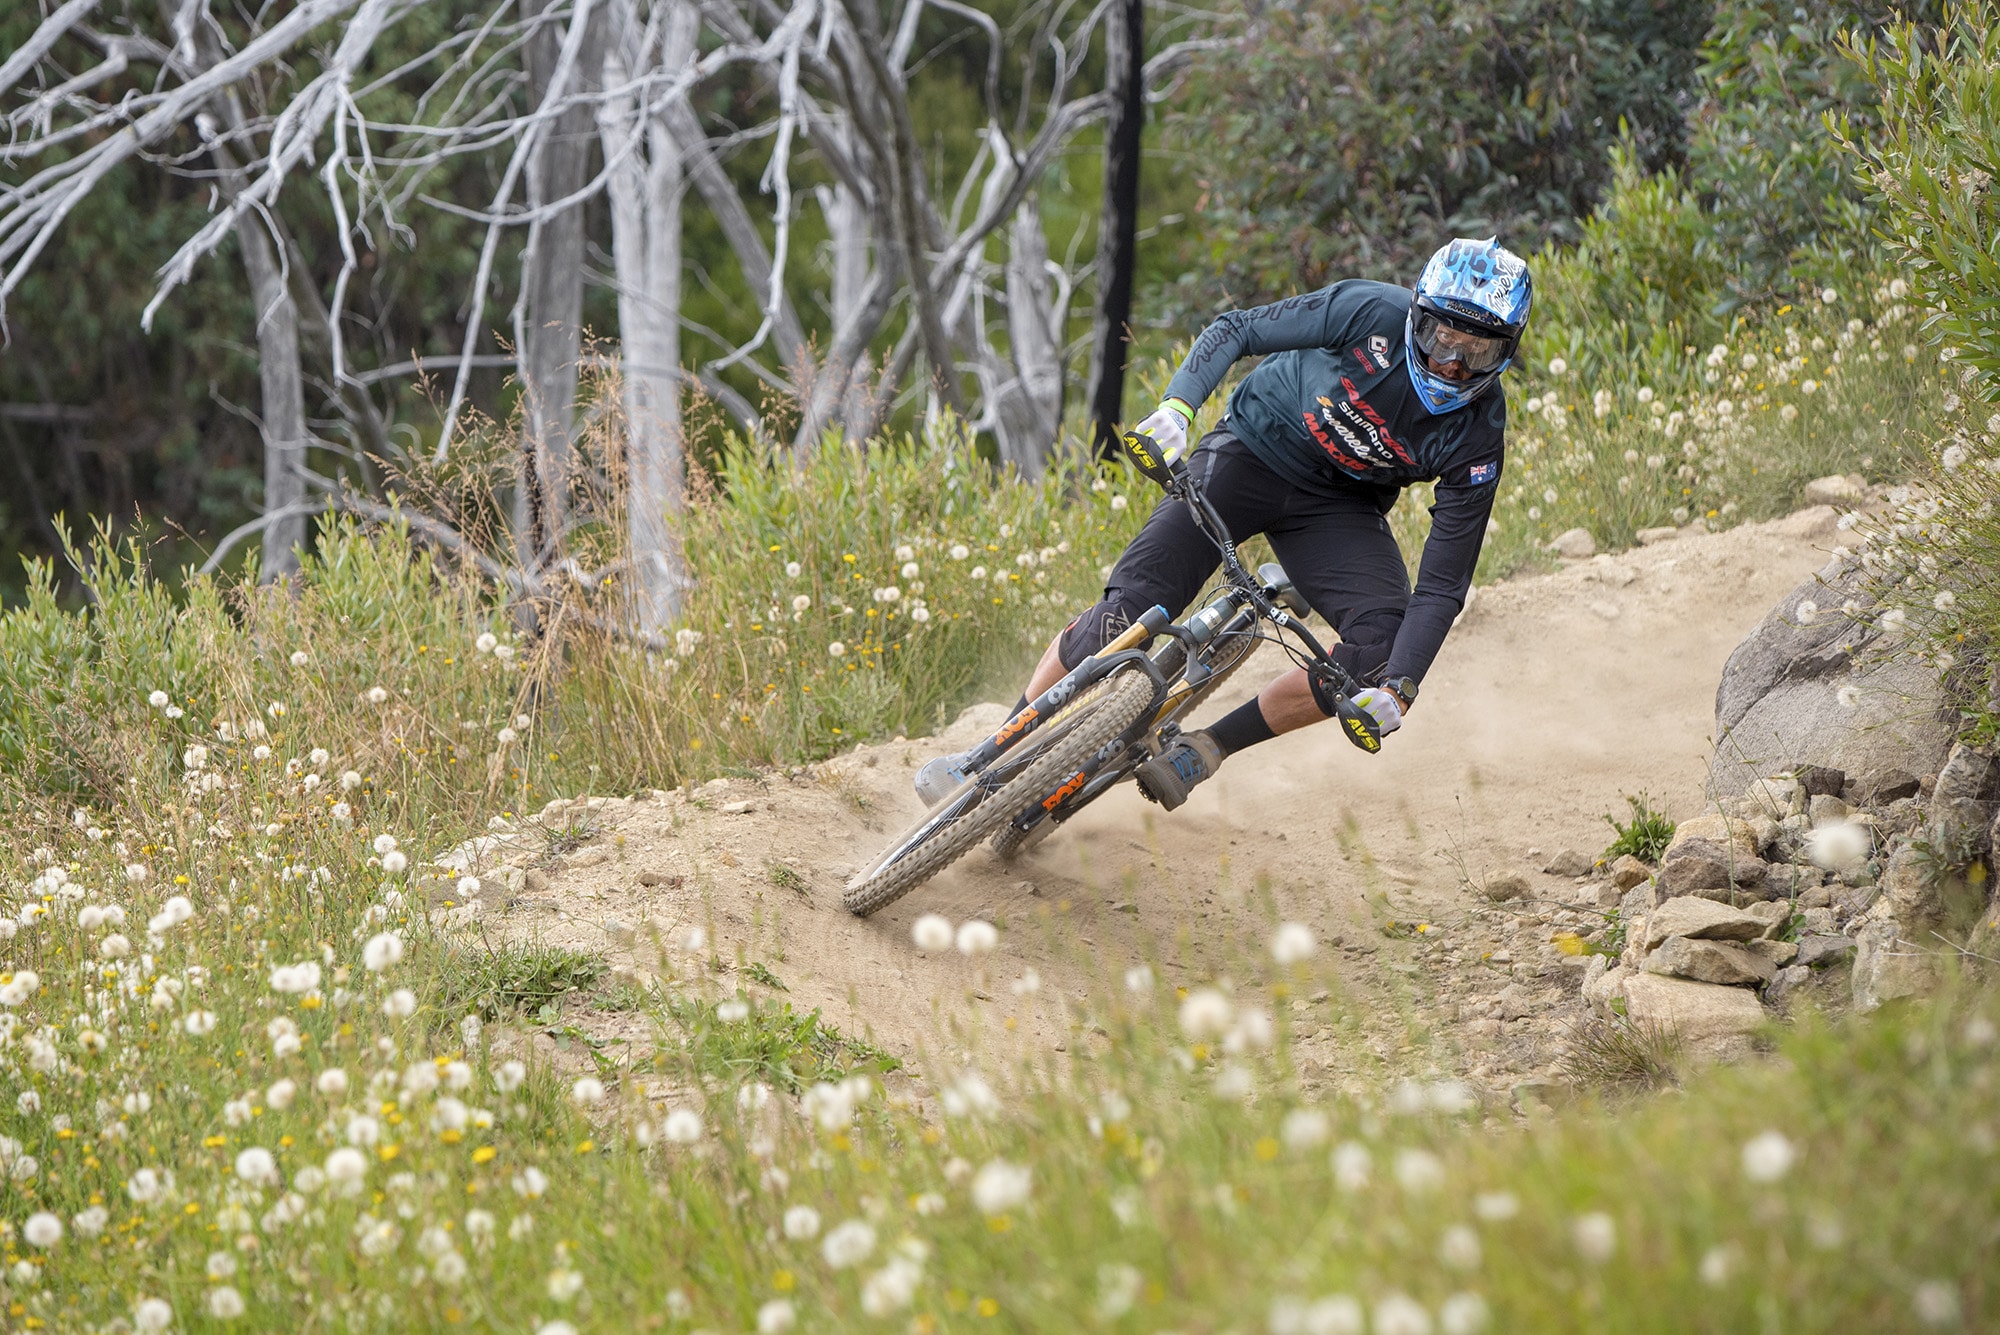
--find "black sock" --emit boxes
[1012,694,1031,718]
[1206,698,1276,756]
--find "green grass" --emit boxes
[663,996,900,1093]
[442,943,609,1022]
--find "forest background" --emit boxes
[0,0,1930,613]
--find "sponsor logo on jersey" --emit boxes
[1300,409,1366,473]
[1339,378,1414,464]
[1468,461,1497,484]
[1367,334,1392,369]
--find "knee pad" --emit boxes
[1326,607,1400,686]
[1056,593,1153,669]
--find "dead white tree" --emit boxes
[598,0,701,631]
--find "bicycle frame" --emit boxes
[960,446,1386,850]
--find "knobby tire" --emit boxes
[843,668,1156,916]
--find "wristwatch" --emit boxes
[1381,675,1419,709]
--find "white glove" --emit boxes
[1133,399,1194,464]
[1351,687,1404,735]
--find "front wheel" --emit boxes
[843,668,1156,916]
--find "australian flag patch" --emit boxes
[1468,461,1498,484]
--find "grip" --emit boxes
[1332,695,1384,754]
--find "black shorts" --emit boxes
[1058,429,1410,680]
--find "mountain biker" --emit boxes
[916,236,1531,811]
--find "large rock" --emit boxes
[1709,556,1953,798]
[1642,936,1778,986]
[1933,742,2000,802]
[1638,897,1769,951]
[1621,972,1768,1041]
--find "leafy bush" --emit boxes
[1685,0,1943,309]
[1604,791,1678,863]
[1164,0,1711,304]
[1836,3,2000,734]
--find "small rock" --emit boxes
[1881,844,1941,924]
[1808,793,1855,826]
[1635,525,1678,546]
[1496,984,1534,1021]
[1621,972,1768,1041]
[1852,920,1936,1012]
[1765,965,1813,1007]
[1876,796,1924,836]
[1542,848,1593,878]
[1934,742,2000,803]
[1589,600,1621,620]
[1835,882,1880,919]
[1796,934,1857,968]
[1800,906,1837,935]
[1482,871,1531,902]
[1608,854,1652,890]
[1488,949,1513,965]
[1582,961,1629,1014]
[1658,845,1733,896]
[635,867,677,887]
[1511,1079,1573,1114]
[1643,937,1777,986]
[1742,776,1801,818]
[1729,856,1771,888]
[523,869,550,895]
[1798,885,1834,910]
[1863,769,1922,804]
[1762,863,1822,900]
[566,847,610,869]
[1549,527,1597,559]
[1741,937,1799,968]
[1803,473,1866,506]
[1743,900,1790,933]
[701,777,731,793]
[721,801,755,815]
[1591,556,1637,587]
[1666,814,1760,863]
[1796,765,1847,797]
[1639,897,1769,951]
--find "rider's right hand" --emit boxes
[1350,687,1404,735]
[1132,398,1195,465]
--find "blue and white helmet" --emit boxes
[1405,238,1532,415]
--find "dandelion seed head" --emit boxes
[911,914,953,951]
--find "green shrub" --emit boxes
[1604,791,1678,863]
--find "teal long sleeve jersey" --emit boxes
[1161,279,1509,684]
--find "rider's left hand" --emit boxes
[1351,687,1404,735]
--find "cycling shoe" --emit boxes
[1135,730,1223,811]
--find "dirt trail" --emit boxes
[475,506,1843,1100]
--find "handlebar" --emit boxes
[1121,427,1382,754]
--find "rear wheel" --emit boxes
[843,668,1156,916]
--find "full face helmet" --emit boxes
[1405,237,1532,415]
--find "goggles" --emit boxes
[1410,301,1518,374]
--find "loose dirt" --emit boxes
[468,506,1843,1105]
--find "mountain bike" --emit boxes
[842,430,1387,917]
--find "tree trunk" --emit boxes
[1085,0,1143,458]
[516,0,607,565]
[601,0,697,634]
[234,212,309,579]
[994,195,1067,473]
